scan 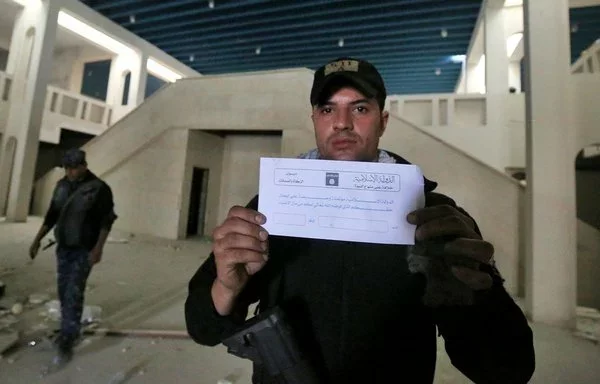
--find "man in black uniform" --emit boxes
[29,148,117,364]
[185,58,535,383]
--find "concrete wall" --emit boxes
[33,68,315,239]
[391,74,600,172]
[179,130,225,238]
[281,128,316,158]
[578,220,600,309]
[50,47,82,91]
[75,69,313,182]
[386,116,524,296]
[508,62,522,92]
[32,166,63,216]
[391,94,522,171]
[218,134,283,223]
[103,128,188,239]
[50,46,112,94]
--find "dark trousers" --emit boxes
[56,248,92,341]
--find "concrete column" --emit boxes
[465,61,483,93]
[523,0,577,327]
[508,62,522,92]
[105,51,147,123]
[455,60,467,93]
[129,52,148,106]
[485,0,509,94]
[485,0,510,168]
[0,0,59,220]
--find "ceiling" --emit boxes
[75,0,600,95]
[55,27,111,57]
[569,5,600,64]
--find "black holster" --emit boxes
[222,306,322,384]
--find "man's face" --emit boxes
[64,164,87,181]
[311,86,388,162]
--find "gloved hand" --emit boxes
[406,192,498,307]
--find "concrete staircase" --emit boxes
[576,307,600,342]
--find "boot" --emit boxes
[52,334,75,366]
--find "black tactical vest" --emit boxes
[52,178,104,248]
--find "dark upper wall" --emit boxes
[576,151,600,230]
[35,129,96,180]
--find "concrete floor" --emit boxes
[0,217,599,383]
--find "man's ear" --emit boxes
[379,110,389,137]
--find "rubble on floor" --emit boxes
[0,288,103,357]
[576,307,600,343]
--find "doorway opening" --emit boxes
[187,167,209,237]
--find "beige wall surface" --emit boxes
[390,74,600,173]
[218,134,282,224]
[281,128,316,158]
[180,130,225,238]
[104,128,188,239]
[382,116,524,295]
[79,68,314,183]
[50,46,104,93]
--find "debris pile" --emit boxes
[1,287,103,357]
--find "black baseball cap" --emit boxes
[62,148,87,168]
[310,57,387,109]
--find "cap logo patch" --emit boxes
[324,59,359,75]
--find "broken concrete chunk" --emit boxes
[29,293,50,305]
[81,305,102,324]
[10,303,23,315]
[45,300,61,321]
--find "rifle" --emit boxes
[42,239,56,251]
[222,306,321,384]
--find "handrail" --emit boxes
[46,85,110,108]
[80,78,172,150]
[389,92,487,128]
[571,41,600,75]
